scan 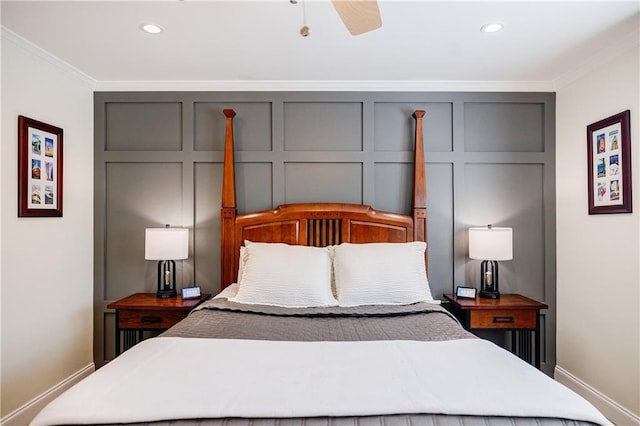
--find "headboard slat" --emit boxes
[306,218,343,247]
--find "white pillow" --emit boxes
[237,245,247,283]
[236,240,256,283]
[229,242,338,307]
[333,241,436,306]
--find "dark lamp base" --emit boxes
[156,289,177,299]
[479,290,500,299]
[156,259,177,299]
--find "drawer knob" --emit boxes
[141,316,162,324]
[493,316,514,323]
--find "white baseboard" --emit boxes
[1,363,95,426]
[555,365,640,426]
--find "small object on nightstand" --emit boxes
[468,225,513,299]
[181,286,202,299]
[456,286,477,299]
[145,225,189,299]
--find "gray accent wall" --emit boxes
[94,91,556,375]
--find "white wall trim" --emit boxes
[3,19,638,94]
[555,365,640,426]
[1,26,97,89]
[0,363,95,426]
[0,26,556,93]
[94,79,555,93]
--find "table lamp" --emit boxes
[145,225,189,299]
[468,225,513,299]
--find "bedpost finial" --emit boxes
[223,109,236,118]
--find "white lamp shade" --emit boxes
[145,228,189,260]
[468,226,513,261]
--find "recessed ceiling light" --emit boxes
[140,23,163,34]
[480,23,503,33]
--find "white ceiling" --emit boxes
[1,1,639,90]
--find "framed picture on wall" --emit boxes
[587,110,632,215]
[18,115,64,217]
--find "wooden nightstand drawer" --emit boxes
[443,293,547,369]
[108,293,211,357]
[118,309,185,329]
[469,309,536,329]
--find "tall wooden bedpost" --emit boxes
[412,110,428,273]
[220,109,237,289]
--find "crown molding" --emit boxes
[1,25,555,93]
[553,26,640,90]
[4,21,638,95]
[94,79,555,93]
[1,26,97,89]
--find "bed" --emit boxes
[31,110,610,426]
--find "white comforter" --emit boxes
[31,337,611,426]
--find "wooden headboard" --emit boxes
[220,109,427,289]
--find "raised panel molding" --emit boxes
[94,92,555,375]
[105,102,183,151]
[193,162,223,299]
[284,162,363,204]
[374,102,453,152]
[194,102,272,151]
[464,102,545,152]
[104,162,184,301]
[283,102,362,151]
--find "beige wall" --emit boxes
[1,30,94,418]
[556,45,639,422]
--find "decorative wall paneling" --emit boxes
[94,92,555,375]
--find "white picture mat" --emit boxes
[592,121,623,207]
[27,125,59,209]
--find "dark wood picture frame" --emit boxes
[18,115,63,217]
[587,110,631,215]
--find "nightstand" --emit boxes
[443,293,548,369]
[108,292,210,356]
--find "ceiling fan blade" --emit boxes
[331,0,382,36]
